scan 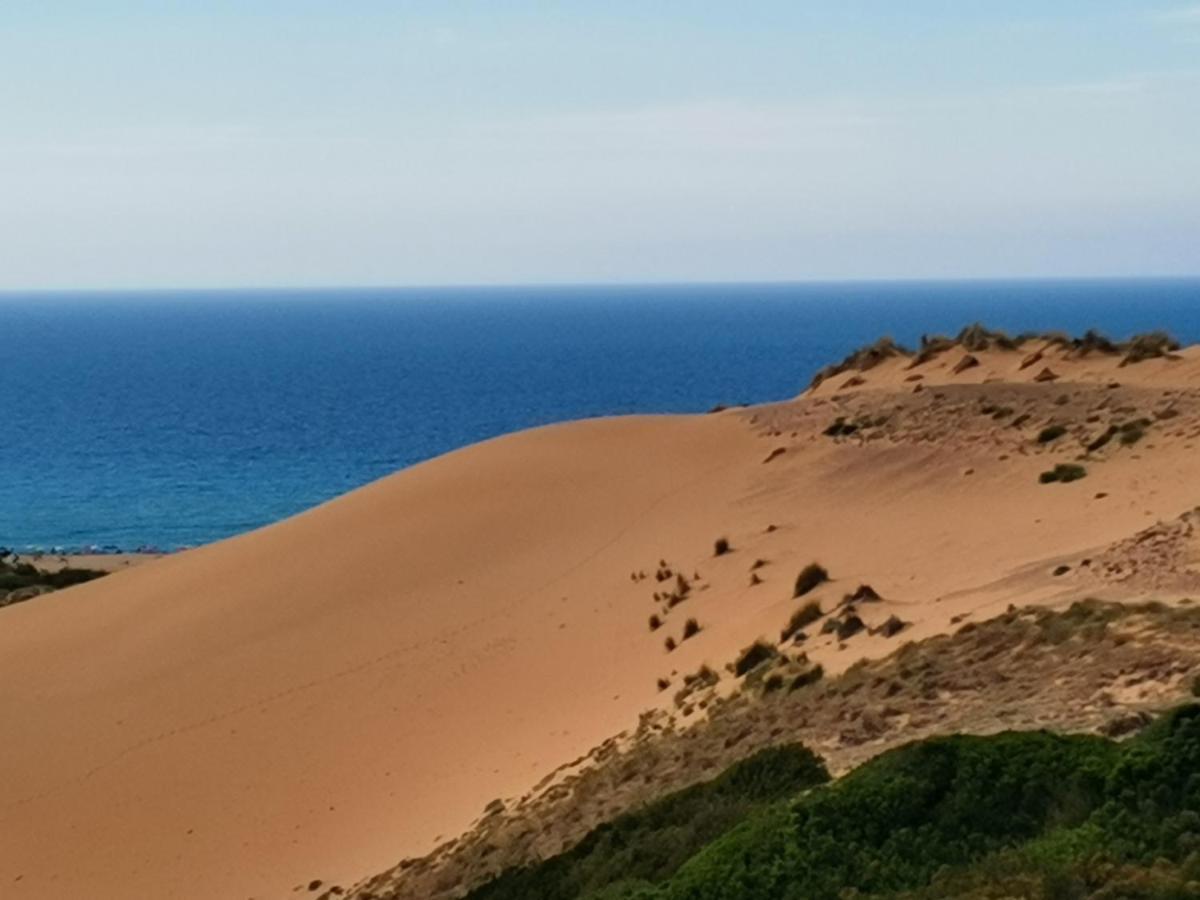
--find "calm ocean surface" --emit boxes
[2,279,1199,551]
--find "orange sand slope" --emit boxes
[6,336,1200,899]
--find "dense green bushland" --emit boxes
[465,705,1200,900]
[465,745,829,900]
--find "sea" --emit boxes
[3,278,1199,552]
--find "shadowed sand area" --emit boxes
[8,333,1200,898]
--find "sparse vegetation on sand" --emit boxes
[0,550,108,608]
[1036,423,1067,443]
[780,601,823,642]
[681,618,701,641]
[1039,462,1087,484]
[792,563,829,598]
[806,325,1184,389]
[809,336,909,388]
[732,640,778,677]
[1118,418,1151,446]
[712,537,730,557]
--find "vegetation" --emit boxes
[465,745,828,900]
[466,704,1200,900]
[681,618,701,641]
[713,537,730,557]
[793,563,829,598]
[1039,463,1088,484]
[780,601,824,642]
[1119,418,1151,446]
[1036,423,1068,444]
[732,640,778,677]
[0,550,107,606]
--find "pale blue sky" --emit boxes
[2,2,1198,288]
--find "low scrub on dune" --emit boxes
[466,705,1200,900]
[793,563,829,598]
[809,336,910,388]
[1039,463,1087,484]
[780,601,823,642]
[732,640,778,677]
[1036,423,1068,444]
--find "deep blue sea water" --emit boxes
[2,279,1199,551]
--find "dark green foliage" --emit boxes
[733,640,778,677]
[780,601,823,642]
[1037,424,1068,444]
[468,705,1200,900]
[1040,463,1088,484]
[0,556,107,600]
[663,730,1117,900]
[464,745,829,900]
[793,563,829,598]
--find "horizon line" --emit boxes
[2,273,1200,297]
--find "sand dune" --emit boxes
[6,335,1200,899]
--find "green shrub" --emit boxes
[464,745,828,900]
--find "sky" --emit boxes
[1,1,1198,289]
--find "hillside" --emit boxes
[5,327,1200,899]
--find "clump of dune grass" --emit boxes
[1039,463,1087,484]
[682,618,701,641]
[733,640,778,677]
[789,664,825,691]
[1121,331,1180,366]
[649,614,662,632]
[656,677,670,692]
[664,636,677,653]
[781,601,824,642]
[713,537,731,557]
[1037,424,1068,444]
[822,417,860,438]
[793,563,829,598]
[1086,425,1118,453]
[809,336,910,388]
[1118,419,1150,446]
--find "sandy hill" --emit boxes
[5,328,1200,899]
